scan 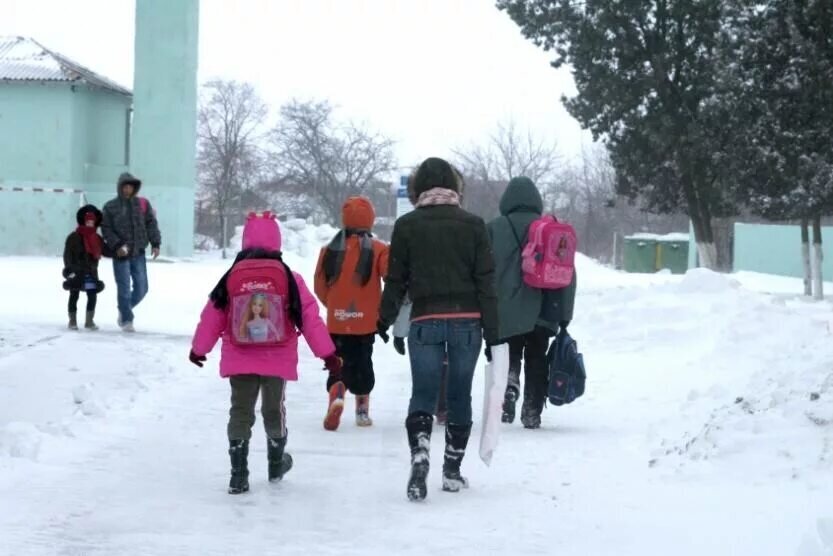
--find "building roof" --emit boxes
[0,36,131,96]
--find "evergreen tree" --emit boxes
[722,0,833,297]
[496,0,733,268]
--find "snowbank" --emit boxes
[671,267,741,294]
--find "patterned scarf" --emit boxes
[416,188,461,208]
[321,229,375,287]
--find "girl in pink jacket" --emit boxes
[189,213,342,494]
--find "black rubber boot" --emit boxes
[520,398,544,429]
[267,435,293,482]
[228,440,250,494]
[501,386,519,424]
[68,312,78,331]
[442,423,472,492]
[502,364,521,423]
[405,412,433,502]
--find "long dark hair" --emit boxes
[209,248,304,332]
[319,229,375,287]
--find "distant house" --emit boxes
[0,36,132,255]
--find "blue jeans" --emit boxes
[408,319,482,426]
[113,253,148,324]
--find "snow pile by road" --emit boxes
[639,269,833,486]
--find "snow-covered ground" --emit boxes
[1,222,832,555]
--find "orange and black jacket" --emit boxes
[314,234,389,336]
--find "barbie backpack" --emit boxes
[519,215,577,290]
[226,259,291,347]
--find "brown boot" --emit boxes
[68,312,78,330]
[85,311,99,331]
[356,395,373,427]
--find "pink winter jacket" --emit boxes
[191,272,335,380]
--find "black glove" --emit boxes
[376,320,390,344]
[393,337,406,356]
[189,350,207,368]
[484,344,492,363]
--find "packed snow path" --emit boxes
[1,252,832,555]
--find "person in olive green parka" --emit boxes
[487,176,577,429]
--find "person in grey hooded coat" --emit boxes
[487,176,577,429]
[101,172,162,332]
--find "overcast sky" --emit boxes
[3,0,592,166]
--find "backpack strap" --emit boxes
[505,216,524,252]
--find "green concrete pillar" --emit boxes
[130,0,199,257]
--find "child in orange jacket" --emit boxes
[314,196,389,430]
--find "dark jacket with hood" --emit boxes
[63,205,105,292]
[101,172,162,256]
[379,159,498,344]
[487,176,577,341]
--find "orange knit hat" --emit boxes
[341,196,375,230]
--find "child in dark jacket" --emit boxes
[63,205,106,330]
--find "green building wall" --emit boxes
[0,82,131,255]
[0,83,73,183]
[733,222,833,279]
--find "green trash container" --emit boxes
[657,239,689,274]
[623,236,658,273]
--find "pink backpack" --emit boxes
[517,215,577,290]
[226,259,291,347]
[138,197,149,216]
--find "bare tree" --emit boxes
[268,99,396,225]
[453,120,561,219]
[198,80,268,257]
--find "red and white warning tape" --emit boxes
[0,186,88,206]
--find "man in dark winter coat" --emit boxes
[487,176,577,429]
[379,157,498,502]
[101,172,162,332]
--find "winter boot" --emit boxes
[84,311,98,331]
[267,435,293,482]
[228,440,250,494]
[405,412,433,502]
[442,423,472,492]
[355,395,373,427]
[323,381,346,431]
[68,312,78,331]
[502,364,521,423]
[501,387,519,424]
[520,398,544,430]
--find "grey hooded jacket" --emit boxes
[101,172,162,256]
